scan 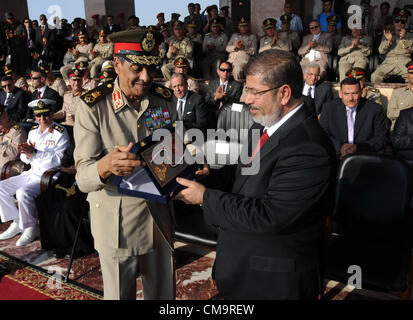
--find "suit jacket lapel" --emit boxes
[183,91,192,118]
[353,98,366,141]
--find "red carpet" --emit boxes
[0,253,102,300]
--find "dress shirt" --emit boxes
[265,103,303,137]
[303,83,315,99]
[176,92,188,119]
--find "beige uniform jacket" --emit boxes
[0,123,27,169]
[202,32,228,54]
[379,33,413,69]
[338,35,373,65]
[259,33,292,53]
[73,43,94,63]
[226,33,258,58]
[54,90,84,126]
[387,86,413,130]
[166,36,193,63]
[89,42,114,61]
[48,77,67,97]
[74,78,177,257]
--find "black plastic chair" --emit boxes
[324,153,413,296]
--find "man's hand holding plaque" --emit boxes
[98,142,145,179]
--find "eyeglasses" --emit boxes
[309,26,319,30]
[1,84,12,89]
[31,77,40,80]
[219,68,232,72]
[245,83,284,98]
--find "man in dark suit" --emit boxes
[104,15,122,34]
[176,50,336,299]
[26,67,62,121]
[170,72,208,131]
[0,76,28,122]
[319,77,389,159]
[302,63,333,116]
[35,14,55,52]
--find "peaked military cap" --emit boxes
[157,12,164,19]
[238,17,249,26]
[3,65,13,75]
[263,18,277,29]
[174,57,189,68]
[210,19,220,27]
[187,20,197,28]
[346,67,365,80]
[406,60,413,74]
[28,99,55,116]
[327,14,339,26]
[69,69,84,80]
[280,14,292,24]
[76,61,89,70]
[109,28,164,67]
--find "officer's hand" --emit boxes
[195,164,210,177]
[97,142,145,179]
[384,29,392,42]
[18,141,36,157]
[175,177,206,205]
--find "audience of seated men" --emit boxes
[302,63,333,116]
[0,76,28,123]
[298,20,332,80]
[0,105,27,169]
[170,72,208,132]
[165,57,200,93]
[371,8,413,84]
[319,77,389,159]
[0,99,69,246]
[387,60,413,130]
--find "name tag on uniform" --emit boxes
[231,103,243,112]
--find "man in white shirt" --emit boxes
[0,99,69,246]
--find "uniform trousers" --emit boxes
[0,171,41,230]
[99,222,175,300]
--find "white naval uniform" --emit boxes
[0,123,69,230]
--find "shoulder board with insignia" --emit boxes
[11,123,20,130]
[53,124,64,133]
[80,81,114,107]
[150,83,173,101]
[368,87,379,93]
[31,124,39,130]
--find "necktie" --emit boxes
[178,100,183,120]
[4,94,11,106]
[37,90,41,99]
[307,86,312,98]
[347,108,355,144]
[41,26,45,36]
[248,130,269,165]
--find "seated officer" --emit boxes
[165,57,199,93]
[338,28,373,82]
[226,17,258,81]
[345,68,383,106]
[387,60,413,130]
[371,8,413,84]
[259,18,292,53]
[0,105,27,169]
[0,99,69,246]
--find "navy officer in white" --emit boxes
[0,99,69,246]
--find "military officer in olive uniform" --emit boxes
[371,8,413,84]
[226,17,258,81]
[259,18,292,53]
[161,21,193,80]
[89,29,114,79]
[202,18,228,80]
[74,29,177,300]
[279,14,301,54]
[338,28,373,82]
[0,106,27,169]
[387,60,413,130]
[345,68,383,106]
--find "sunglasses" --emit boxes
[1,84,12,89]
[394,18,407,23]
[219,68,232,72]
[35,112,51,118]
[31,77,40,80]
[309,26,319,30]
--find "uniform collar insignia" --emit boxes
[113,88,124,111]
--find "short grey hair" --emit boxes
[304,63,320,73]
[170,72,187,83]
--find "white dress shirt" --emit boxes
[176,92,189,119]
[265,103,303,137]
[303,83,315,99]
